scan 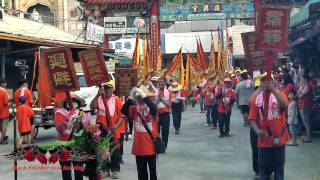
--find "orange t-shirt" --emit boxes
[0,88,10,119]
[17,104,34,133]
[129,105,158,156]
[14,88,33,107]
[96,96,124,139]
[248,92,290,148]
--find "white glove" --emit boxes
[135,88,147,99]
[129,87,139,100]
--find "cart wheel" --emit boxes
[33,127,39,139]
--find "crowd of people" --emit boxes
[0,65,318,180]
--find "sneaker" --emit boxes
[101,171,110,178]
[111,171,119,179]
[205,123,209,127]
[175,129,180,135]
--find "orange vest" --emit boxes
[14,87,33,107]
[17,104,34,133]
[129,104,158,156]
[0,87,10,119]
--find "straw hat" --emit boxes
[150,76,160,81]
[102,80,115,88]
[168,82,182,92]
[139,85,156,97]
[241,69,248,74]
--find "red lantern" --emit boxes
[24,150,36,162]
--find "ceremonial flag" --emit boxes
[217,28,222,72]
[180,57,185,86]
[142,37,151,80]
[198,38,208,70]
[131,33,140,67]
[156,46,162,72]
[208,33,216,71]
[166,48,182,75]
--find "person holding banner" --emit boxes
[248,74,290,180]
[90,81,124,179]
[154,77,172,150]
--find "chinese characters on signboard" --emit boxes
[256,6,289,52]
[115,68,138,96]
[79,48,110,87]
[86,22,105,43]
[151,16,160,70]
[104,17,127,34]
[41,48,79,92]
[191,4,221,13]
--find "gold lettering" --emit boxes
[48,53,67,69]
[264,11,284,28]
[53,71,72,86]
[203,5,209,12]
[192,4,198,13]
[263,30,282,45]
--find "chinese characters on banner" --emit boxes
[151,16,160,71]
[242,31,266,72]
[115,68,138,96]
[41,48,79,92]
[79,48,110,87]
[256,6,289,52]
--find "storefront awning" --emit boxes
[290,0,320,27]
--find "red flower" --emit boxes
[48,153,59,164]
[36,153,47,164]
[59,150,71,161]
[24,150,36,162]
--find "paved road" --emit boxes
[1,107,320,180]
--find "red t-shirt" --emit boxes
[248,92,290,148]
[17,104,34,133]
[14,88,33,107]
[215,87,236,113]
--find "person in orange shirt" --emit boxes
[17,96,35,148]
[0,79,10,144]
[14,79,34,142]
[248,75,290,180]
[154,77,171,150]
[215,78,236,137]
[122,86,158,180]
[90,81,124,179]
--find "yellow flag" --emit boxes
[131,33,140,68]
[142,37,151,80]
[156,46,162,72]
[185,53,190,90]
[180,57,185,86]
[208,35,216,72]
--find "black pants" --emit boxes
[119,134,124,160]
[172,102,182,131]
[158,112,170,148]
[258,146,285,180]
[218,112,231,135]
[136,155,157,180]
[128,117,133,135]
[206,105,218,126]
[250,127,259,174]
[59,160,84,180]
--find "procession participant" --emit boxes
[55,97,84,180]
[235,70,254,127]
[17,96,35,148]
[231,73,237,89]
[90,81,124,179]
[155,77,171,149]
[121,86,158,180]
[0,79,10,144]
[249,74,290,180]
[235,69,242,84]
[14,79,35,142]
[204,84,218,128]
[215,78,236,137]
[168,82,185,135]
[199,78,207,113]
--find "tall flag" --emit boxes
[185,53,190,90]
[208,33,216,71]
[180,57,185,86]
[142,37,151,80]
[131,33,140,67]
[198,38,208,70]
[187,53,203,90]
[217,27,224,79]
[166,48,183,83]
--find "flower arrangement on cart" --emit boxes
[3,112,115,179]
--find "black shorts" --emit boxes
[20,131,31,136]
[239,105,250,114]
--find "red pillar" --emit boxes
[150,0,160,71]
[102,34,109,49]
